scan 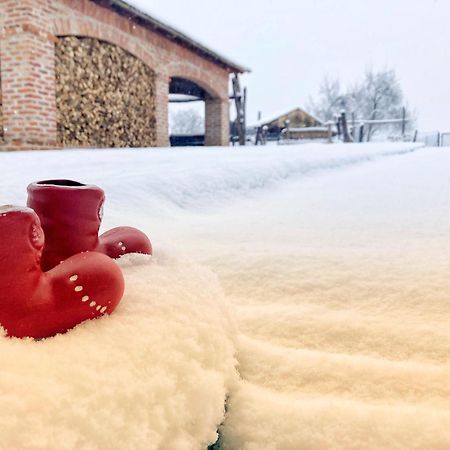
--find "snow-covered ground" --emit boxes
[1,142,450,449]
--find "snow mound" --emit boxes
[0,143,420,216]
[221,381,450,450]
[0,252,237,450]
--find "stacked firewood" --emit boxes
[55,36,156,148]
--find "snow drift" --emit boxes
[0,143,418,216]
[0,253,237,450]
[1,142,450,450]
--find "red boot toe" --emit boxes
[0,206,124,339]
[98,226,152,259]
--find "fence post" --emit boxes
[401,107,406,138]
[351,112,356,141]
[260,125,266,145]
[285,119,291,141]
[359,124,365,142]
[255,126,262,145]
[335,115,341,140]
[341,111,352,143]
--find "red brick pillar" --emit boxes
[205,97,229,146]
[0,0,58,150]
[155,73,169,147]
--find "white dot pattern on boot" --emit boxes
[70,279,109,314]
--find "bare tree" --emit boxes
[349,69,406,140]
[307,77,344,122]
[170,108,204,135]
[310,69,414,140]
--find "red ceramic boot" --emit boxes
[0,206,124,339]
[27,180,152,271]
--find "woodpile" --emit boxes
[55,36,156,148]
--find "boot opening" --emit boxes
[36,180,86,187]
[0,205,34,214]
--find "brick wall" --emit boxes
[0,0,58,150]
[0,0,233,151]
[154,74,169,147]
[205,98,230,146]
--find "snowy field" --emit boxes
[1,142,450,449]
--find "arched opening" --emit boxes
[168,77,206,147]
[55,36,156,148]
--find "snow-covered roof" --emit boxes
[168,94,202,103]
[249,106,324,128]
[281,126,330,132]
[102,0,249,73]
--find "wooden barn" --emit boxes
[249,107,327,141]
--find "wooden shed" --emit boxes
[249,107,325,141]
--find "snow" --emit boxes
[281,126,329,132]
[0,252,237,449]
[169,94,202,102]
[0,143,418,217]
[1,142,450,449]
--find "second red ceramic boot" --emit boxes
[0,206,124,339]
[27,180,152,271]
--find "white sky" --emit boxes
[132,0,450,131]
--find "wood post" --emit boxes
[335,115,341,140]
[351,112,356,141]
[359,124,365,142]
[341,111,352,143]
[327,122,333,143]
[401,107,406,137]
[285,119,291,141]
[232,74,245,145]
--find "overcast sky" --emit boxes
[133,0,449,130]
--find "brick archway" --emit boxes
[53,19,166,148]
[0,0,240,150]
[167,62,227,100]
[54,21,230,147]
[167,62,229,146]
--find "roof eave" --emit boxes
[98,0,250,73]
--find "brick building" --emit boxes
[0,0,247,151]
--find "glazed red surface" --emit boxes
[27,180,152,271]
[0,207,124,339]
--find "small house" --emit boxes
[249,107,328,142]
